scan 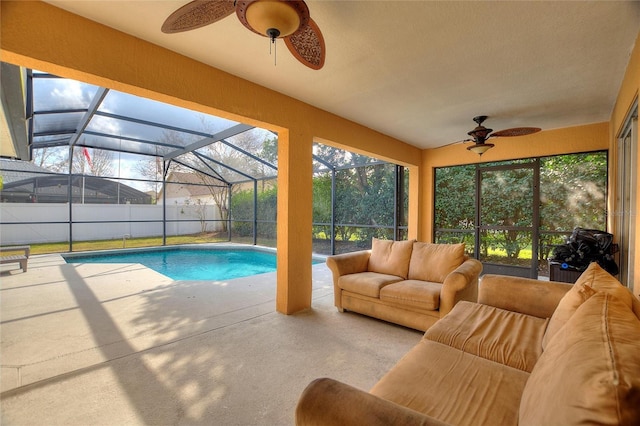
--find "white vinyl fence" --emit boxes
[0,203,222,245]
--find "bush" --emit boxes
[231,187,277,238]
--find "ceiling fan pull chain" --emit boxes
[269,36,277,66]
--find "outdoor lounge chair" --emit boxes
[0,245,30,272]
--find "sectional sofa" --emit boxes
[297,262,640,425]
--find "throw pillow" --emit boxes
[367,238,414,279]
[542,262,634,350]
[542,262,633,350]
[520,292,640,425]
[407,242,465,283]
[541,280,596,350]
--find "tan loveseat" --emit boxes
[297,262,640,425]
[327,239,482,331]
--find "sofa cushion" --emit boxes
[338,272,403,298]
[425,301,547,372]
[368,238,414,279]
[408,242,465,283]
[371,339,529,426]
[519,292,640,425]
[379,280,441,311]
[542,262,634,350]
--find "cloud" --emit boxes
[36,77,96,110]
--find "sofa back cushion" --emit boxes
[519,292,640,425]
[542,262,635,350]
[367,238,414,280]
[407,242,465,283]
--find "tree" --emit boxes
[135,124,278,232]
[32,144,114,176]
[135,156,163,203]
[230,186,277,240]
[433,153,608,264]
[540,153,607,231]
[312,174,332,239]
[193,126,277,230]
[480,167,533,260]
[312,144,406,249]
[331,163,397,245]
[76,146,114,176]
[184,198,209,233]
[434,165,476,250]
[539,152,607,261]
[32,146,66,171]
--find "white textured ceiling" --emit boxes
[45,1,640,149]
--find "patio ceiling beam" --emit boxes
[231,175,279,185]
[190,155,229,184]
[196,150,277,182]
[163,123,254,161]
[192,150,255,182]
[312,157,390,172]
[94,111,214,138]
[31,138,73,148]
[71,144,171,160]
[68,87,109,148]
[33,129,76,137]
[32,73,64,79]
[219,138,277,171]
[171,158,229,185]
[312,154,334,170]
[81,130,182,150]
[34,108,88,115]
[174,150,230,184]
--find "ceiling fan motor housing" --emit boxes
[468,127,492,144]
[237,0,310,39]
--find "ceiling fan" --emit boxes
[464,115,541,155]
[161,0,325,70]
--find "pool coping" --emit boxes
[61,242,328,263]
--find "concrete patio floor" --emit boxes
[0,251,421,425]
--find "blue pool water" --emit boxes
[65,248,279,281]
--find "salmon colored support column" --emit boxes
[276,129,313,314]
[406,164,421,241]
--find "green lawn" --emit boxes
[25,234,230,255]
[487,247,533,260]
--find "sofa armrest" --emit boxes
[295,378,448,426]
[439,258,482,317]
[479,274,572,319]
[326,250,371,310]
[326,250,371,278]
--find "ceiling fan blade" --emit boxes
[284,18,325,70]
[161,0,235,34]
[491,127,541,138]
[437,138,473,148]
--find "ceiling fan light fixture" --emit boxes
[467,143,494,155]
[242,0,307,39]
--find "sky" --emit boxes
[32,73,274,190]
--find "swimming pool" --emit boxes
[64,247,282,281]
